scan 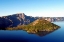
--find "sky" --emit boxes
[0,0,64,17]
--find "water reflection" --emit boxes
[26,28,60,37]
[0,27,60,42]
[35,31,54,37]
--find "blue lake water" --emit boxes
[0,22,64,42]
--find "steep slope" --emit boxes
[0,13,38,29]
[23,18,60,32]
[3,13,38,27]
[0,17,12,29]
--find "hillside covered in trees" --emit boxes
[7,18,60,34]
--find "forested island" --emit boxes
[6,18,60,34]
[0,13,60,35]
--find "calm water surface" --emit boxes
[0,22,64,42]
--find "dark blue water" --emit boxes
[0,22,64,42]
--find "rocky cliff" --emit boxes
[0,13,38,29]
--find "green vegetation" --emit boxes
[6,19,60,33]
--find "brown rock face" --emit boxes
[0,13,38,29]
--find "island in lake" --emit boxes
[6,18,60,36]
[0,13,60,36]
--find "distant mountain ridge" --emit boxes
[0,13,38,29]
[0,13,64,29]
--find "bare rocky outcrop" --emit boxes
[0,13,37,29]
